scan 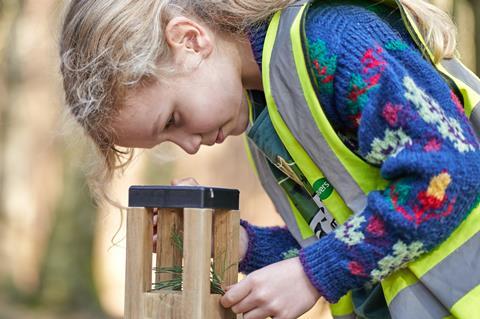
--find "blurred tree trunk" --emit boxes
[0,0,110,317]
[0,0,24,290]
[0,0,23,220]
[34,150,109,318]
[466,0,480,74]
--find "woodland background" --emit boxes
[0,0,478,318]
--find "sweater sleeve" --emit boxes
[239,219,301,274]
[298,5,480,303]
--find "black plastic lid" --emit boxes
[128,185,239,210]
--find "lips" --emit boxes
[215,128,225,144]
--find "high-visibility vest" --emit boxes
[244,0,480,318]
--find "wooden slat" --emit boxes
[143,292,243,319]
[144,291,183,319]
[213,209,240,288]
[125,208,153,319]
[183,208,212,319]
[213,209,240,319]
[209,294,243,319]
[156,208,183,283]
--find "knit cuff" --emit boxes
[238,219,257,273]
[238,219,301,274]
[299,234,357,303]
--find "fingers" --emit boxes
[171,177,199,186]
[221,279,252,309]
[152,207,158,228]
[152,208,158,253]
[152,178,199,253]
[152,234,158,252]
[239,225,249,262]
[230,294,257,315]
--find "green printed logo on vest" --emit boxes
[313,178,333,200]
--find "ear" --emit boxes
[165,17,213,63]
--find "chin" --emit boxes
[230,116,249,136]
[230,127,244,136]
[238,116,250,134]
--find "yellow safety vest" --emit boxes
[245,0,480,318]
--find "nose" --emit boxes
[169,132,202,154]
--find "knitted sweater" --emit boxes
[239,2,480,303]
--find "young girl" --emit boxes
[60,0,480,318]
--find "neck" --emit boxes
[237,35,263,91]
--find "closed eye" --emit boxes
[165,113,176,129]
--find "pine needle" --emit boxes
[170,230,183,253]
[152,230,228,295]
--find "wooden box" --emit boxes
[125,186,242,319]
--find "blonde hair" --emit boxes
[59,0,457,203]
[400,0,457,61]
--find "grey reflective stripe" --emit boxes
[389,281,450,319]
[440,58,480,137]
[441,58,480,94]
[468,101,480,137]
[389,232,480,317]
[420,232,480,309]
[333,315,356,319]
[247,139,317,248]
[269,5,367,214]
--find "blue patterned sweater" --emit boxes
[239,2,480,303]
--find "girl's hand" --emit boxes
[220,257,320,319]
[239,224,248,262]
[152,177,248,263]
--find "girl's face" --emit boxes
[112,56,249,154]
[112,17,260,154]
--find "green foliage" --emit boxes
[152,231,233,295]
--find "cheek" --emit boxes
[184,111,220,132]
[112,109,155,146]
[180,66,244,130]
[222,72,243,101]
[213,76,244,117]
[180,92,232,130]
[205,60,243,105]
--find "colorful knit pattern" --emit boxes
[309,39,337,95]
[243,3,480,303]
[299,4,480,302]
[346,45,386,128]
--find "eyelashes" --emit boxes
[165,113,178,130]
[165,113,176,129]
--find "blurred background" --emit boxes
[0,0,478,318]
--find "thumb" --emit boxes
[171,177,200,186]
[221,284,233,292]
